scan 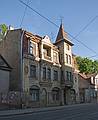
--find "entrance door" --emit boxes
[41,89,47,107]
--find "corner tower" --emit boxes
[54,23,75,105]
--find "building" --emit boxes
[0,54,12,93]
[72,54,80,103]
[1,23,89,107]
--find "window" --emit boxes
[66,44,70,50]
[29,40,36,55]
[43,67,46,80]
[69,72,72,81]
[66,71,72,81]
[30,65,36,78]
[52,88,59,101]
[69,55,71,64]
[47,68,51,80]
[66,71,69,81]
[30,89,39,101]
[54,70,58,81]
[53,52,58,63]
[43,46,51,57]
[66,54,68,63]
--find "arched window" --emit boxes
[30,86,40,102]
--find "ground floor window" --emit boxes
[30,86,39,102]
[52,88,60,101]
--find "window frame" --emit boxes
[43,67,46,80]
[53,70,58,81]
[30,65,36,78]
[47,68,51,80]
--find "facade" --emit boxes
[0,54,11,93]
[78,73,97,103]
[54,24,75,105]
[72,54,80,103]
[0,23,76,107]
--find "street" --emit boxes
[0,103,98,120]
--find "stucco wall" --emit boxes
[0,70,9,93]
[0,29,22,90]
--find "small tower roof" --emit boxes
[55,23,73,46]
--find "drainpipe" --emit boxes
[20,29,25,108]
[20,29,25,92]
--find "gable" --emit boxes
[42,35,52,44]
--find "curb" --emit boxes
[0,103,97,117]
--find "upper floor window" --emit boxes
[53,52,58,63]
[66,54,68,63]
[66,44,70,50]
[53,70,58,81]
[43,67,46,80]
[69,55,71,64]
[30,65,36,78]
[29,40,36,55]
[66,71,72,81]
[47,68,51,80]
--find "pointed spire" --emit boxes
[55,23,67,42]
[55,23,73,46]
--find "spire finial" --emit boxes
[60,16,64,24]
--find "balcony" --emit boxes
[61,78,73,88]
[43,53,51,61]
[43,45,51,61]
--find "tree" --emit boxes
[76,56,98,74]
[0,24,8,41]
[92,60,98,73]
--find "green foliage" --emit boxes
[0,24,8,41]
[0,24,8,35]
[76,56,98,74]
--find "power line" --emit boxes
[19,0,98,57]
[20,0,30,27]
[19,0,59,28]
[73,16,98,39]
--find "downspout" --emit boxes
[20,29,25,92]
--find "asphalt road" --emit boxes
[1,103,98,120]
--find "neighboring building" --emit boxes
[78,73,90,103]
[0,54,11,93]
[78,73,97,103]
[88,73,98,103]
[72,54,80,103]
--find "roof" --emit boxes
[79,72,98,80]
[55,23,74,46]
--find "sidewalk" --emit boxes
[0,103,96,117]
